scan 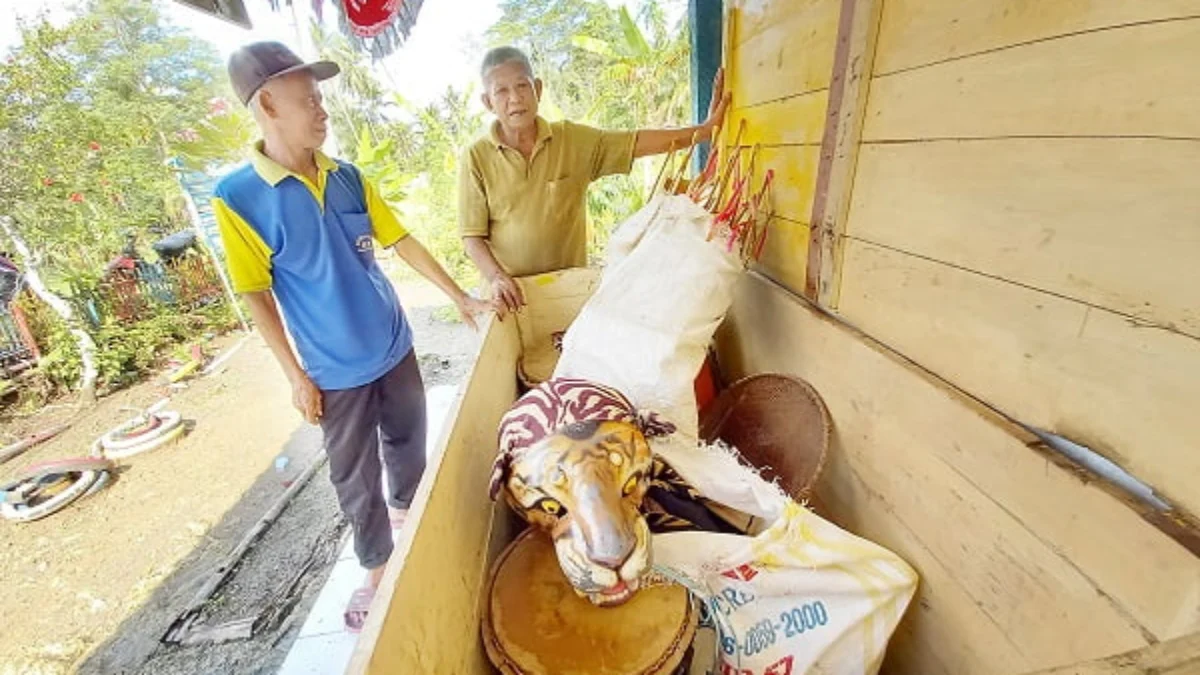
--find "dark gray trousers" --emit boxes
[320,350,426,569]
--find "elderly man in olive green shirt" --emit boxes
[459,46,728,313]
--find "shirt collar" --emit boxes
[490,116,553,152]
[250,140,339,187]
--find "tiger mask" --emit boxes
[491,378,676,607]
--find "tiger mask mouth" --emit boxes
[493,419,654,607]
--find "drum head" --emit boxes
[483,529,697,675]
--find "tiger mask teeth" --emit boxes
[501,420,655,604]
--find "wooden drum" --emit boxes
[482,528,697,675]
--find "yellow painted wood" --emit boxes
[750,145,820,225]
[864,18,1200,140]
[836,241,1200,521]
[350,268,601,675]
[348,311,518,675]
[717,274,1200,673]
[727,0,840,107]
[719,145,819,294]
[730,0,839,49]
[845,139,1200,336]
[874,0,1200,75]
[726,90,829,147]
[754,216,811,298]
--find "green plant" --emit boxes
[0,0,248,292]
[34,302,239,395]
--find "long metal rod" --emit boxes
[162,452,328,643]
[745,270,1190,524]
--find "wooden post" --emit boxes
[805,0,883,307]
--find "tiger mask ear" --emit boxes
[488,452,513,501]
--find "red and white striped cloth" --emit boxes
[489,378,675,499]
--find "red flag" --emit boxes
[341,0,402,38]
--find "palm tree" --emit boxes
[571,4,690,129]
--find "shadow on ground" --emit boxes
[77,424,349,675]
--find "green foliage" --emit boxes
[0,0,250,283]
[394,87,487,285]
[38,304,238,394]
[431,305,463,325]
[354,128,413,205]
[488,0,690,255]
[305,0,689,284]
[0,0,248,398]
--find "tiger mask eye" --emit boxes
[536,498,566,517]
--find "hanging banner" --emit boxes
[342,0,403,38]
[170,161,225,262]
[332,0,424,58]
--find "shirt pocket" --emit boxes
[336,211,376,267]
[545,174,582,221]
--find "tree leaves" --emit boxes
[0,0,246,284]
[617,6,652,60]
[488,0,690,258]
[570,35,617,58]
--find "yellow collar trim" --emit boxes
[250,140,338,187]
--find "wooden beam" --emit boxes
[874,0,1200,76]
[864,18,1200,141]
[804,0,883,306]
[843,139,1200,337]
[1023,631,1200,675]
[836,239,1200,520]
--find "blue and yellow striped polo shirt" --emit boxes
[212,142,413,390]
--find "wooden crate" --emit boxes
[348,268,600,674]
[348,266,1198,674]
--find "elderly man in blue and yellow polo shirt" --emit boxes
[212,42,494,632]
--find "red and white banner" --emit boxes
[340,0,403,38]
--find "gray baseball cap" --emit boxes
[227,41,339,106]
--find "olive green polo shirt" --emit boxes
[457,117,637,277]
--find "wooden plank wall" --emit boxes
[719,0,1200,673]
[716,276,1200,675]
[837,1,1200,518]
[723,0,834,293]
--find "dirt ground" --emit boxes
[0,278,478,675]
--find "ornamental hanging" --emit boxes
[341,0,399,37]
[334,0,424,57]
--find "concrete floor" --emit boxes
[276,384,459,675]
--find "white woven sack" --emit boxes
[555,194,743,438]
[650,436,919,675]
